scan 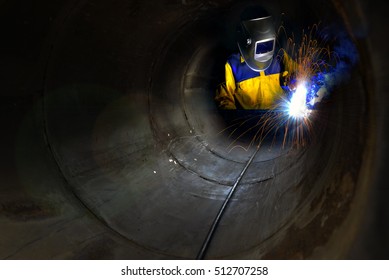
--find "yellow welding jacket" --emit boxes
[215,50,296,110]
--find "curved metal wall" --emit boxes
[0,0,387,259]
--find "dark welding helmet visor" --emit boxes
[237,16,276,72]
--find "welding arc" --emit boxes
[196,144,261,259]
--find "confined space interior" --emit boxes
[0,0,387,259]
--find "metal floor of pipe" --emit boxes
[0,0,388,259]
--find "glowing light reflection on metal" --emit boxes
[286,83,311,119]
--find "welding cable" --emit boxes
[196,144,261,259]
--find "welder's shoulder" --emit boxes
[226,53,258,82]
[226,53,242,67]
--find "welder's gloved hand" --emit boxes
[287,79,297,91]
[282,72,297,91]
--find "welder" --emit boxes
[215,6,297,110]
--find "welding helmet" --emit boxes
[237,7,276,71]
